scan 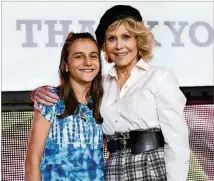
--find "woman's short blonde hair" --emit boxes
[103,18,155,62]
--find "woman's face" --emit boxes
[105,23,138,68]
[66,39,100,84]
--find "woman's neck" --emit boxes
[69,79,91,104]
[116,58,137,88]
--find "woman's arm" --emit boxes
[25,111,51,181]
[31,86,59,111]
[155,70,190,181]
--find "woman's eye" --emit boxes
[109,36,116,42]
[122,35,130,40]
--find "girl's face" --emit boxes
[66,39,100,84]
[105,23,138,68]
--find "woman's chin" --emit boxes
[115,62,131,68]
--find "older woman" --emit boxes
[32,5,190,181]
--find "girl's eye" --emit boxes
[91,55,98,59]
[75,55,83,59]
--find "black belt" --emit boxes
[107,130,165,154]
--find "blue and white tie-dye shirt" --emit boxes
[38,88,104,181]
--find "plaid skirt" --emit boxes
[104,130,167,181]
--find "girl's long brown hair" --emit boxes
[57,32,103,124]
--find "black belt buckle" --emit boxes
[107,133,128,153]
[117,134,127,151]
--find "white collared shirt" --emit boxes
[100,59,190,181]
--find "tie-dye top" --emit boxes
[38,88,104,181]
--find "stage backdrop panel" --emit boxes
[2,1,214,91]
[1,105,214,181]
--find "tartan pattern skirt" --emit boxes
[104,130,167,181]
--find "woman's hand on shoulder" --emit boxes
[31,86,59,111]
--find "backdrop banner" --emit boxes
[2,2,213,91]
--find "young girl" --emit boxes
[25,32,104,181]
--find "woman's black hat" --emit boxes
[95,5,142,49]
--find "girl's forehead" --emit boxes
[69,39,98,53]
